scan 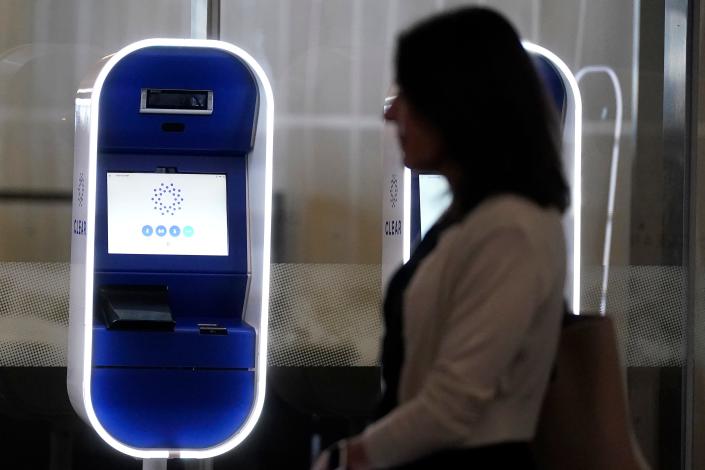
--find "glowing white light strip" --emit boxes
[576,66,623,316]
[522,41,583,316]
[79,38,273,459]
[403,168,411,263]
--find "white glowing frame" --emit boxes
[575,66,623,316]
[399,42,582,315]
[67,38,274,460]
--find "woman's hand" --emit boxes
[311,447,332,470]
[346,437,373,469]
[310,437,373,470]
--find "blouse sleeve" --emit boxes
[360,226,549,468]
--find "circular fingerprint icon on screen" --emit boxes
[151,182,184,216]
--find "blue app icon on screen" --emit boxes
[183,226,194,237]
[142,225,153,236]
[169,225,181,237]
[156,225,167,237]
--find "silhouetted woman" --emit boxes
[314,7,569,469]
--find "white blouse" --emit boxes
[361,195,566,468]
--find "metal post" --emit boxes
[663,0,695,468]
[191,0,219,40]
[682,0,700,467]
[191,0,207,39]
[184,460,215,470]
[142,459,167,470]
[207,0,220,40]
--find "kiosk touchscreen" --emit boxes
[106,172,229,256]
[67,39,273,460]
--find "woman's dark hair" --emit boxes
[395,7,569,215]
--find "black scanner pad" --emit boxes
[99,285,175,331]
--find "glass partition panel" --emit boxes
[0,1,694,468]
[0,0,190,262]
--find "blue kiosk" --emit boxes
[67,39,273,461]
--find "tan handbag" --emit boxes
[532,314,649,470]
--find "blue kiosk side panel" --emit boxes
[90,46,260,449]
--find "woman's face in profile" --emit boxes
[384,90,444,173]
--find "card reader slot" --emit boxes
[198,323,228,335]
[99,285,175,331]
